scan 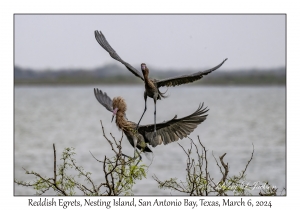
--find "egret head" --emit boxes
[111,97,127,122]
[141,63,149,76]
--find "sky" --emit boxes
[14,14,285,71]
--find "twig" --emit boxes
[100,120,118,154]
[89,151,104,163]
[241,143,254,177]
[219,153,229,183]
[197,136,209,195]
[53,144,56,185]
[103,156,112,195]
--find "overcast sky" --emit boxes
[15,14,285,71]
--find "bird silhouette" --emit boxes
[94,30,224,138]
[94,88,209,159]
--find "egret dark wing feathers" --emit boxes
[156,58,228,88]
[94,88,113,112]
[138,103,209,147]
[94,31,144,81]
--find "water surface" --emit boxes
[14,85,286,195]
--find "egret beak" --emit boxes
[111,115,115,123]
[111,108,118,123]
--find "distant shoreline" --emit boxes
[14,81,285,86]
[14,64,286,86]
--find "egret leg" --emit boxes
[135,153,142,166]
[136,92,147,129]
[133,138,137,158]
[121,153,131,158]
[121,152,141,160]
[121,152,142,166]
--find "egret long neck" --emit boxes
[142,68,151,81]
[142,68,156,91]
[115,111,131,131]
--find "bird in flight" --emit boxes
[94,88,209,160]
[94,30,226,138]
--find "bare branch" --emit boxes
[100,120,118,154]
[53,144,56,185]
[241,143,254,177]
[219,153,229,183]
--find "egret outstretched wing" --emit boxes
[156,58,228,88]
[138,103,209,147]
[94,88,113,112]
[94,30,144,81]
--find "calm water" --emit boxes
[14,85,286,195]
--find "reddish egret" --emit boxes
[94,30,224,137]
[94,88,208,159]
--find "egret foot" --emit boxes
[122,152,142,166]
[121,153,132,159]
